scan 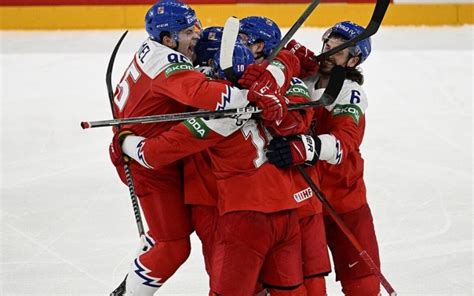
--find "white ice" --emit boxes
[1,25,472,295]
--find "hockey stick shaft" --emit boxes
[83,101,317,128]
[106,30,145,238]
[81,65,345,129]
[83,0,327,130]
[222,0,321,84]
[296,166,397,296]
[267,0,320,62]
[315,0,390,61]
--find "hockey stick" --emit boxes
[296,166,397,295]
[106,31,147,296]
[315,0,390,61]
[264,0,394,293]
[105,30,146,239]
[267,0,320,62]
[220,0,321,84]
[81,66,344,129]
[220,16,241,85]
[286,0,396,293]
[294,1,396,294]
[82,0,325,129]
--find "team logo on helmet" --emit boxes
[208,32,217,40]
[157,6,164,14]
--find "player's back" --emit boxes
[208,119,312,215]
[184,151,217,207]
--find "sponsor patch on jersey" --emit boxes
[286,84,311,100]
[332,104,363,125]
[183,118,210,138]
[293,187,313,203]
[164,62,194,77]
[270,60,286,71]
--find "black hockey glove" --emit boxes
[266,135,321,168]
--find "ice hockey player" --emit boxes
[110,37,318,294]
[236,16,332,296]
[193,26,223,75]
[108,0,286,295]
[266,21,382,296]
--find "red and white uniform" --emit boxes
[284,78,332,286]
[122,75,315,214]
[184,152,217,276]
[304,77,368,213]
[113,38,250,238]
[305,76,381,286]
[122,73,317,294]
[111,38,250,288]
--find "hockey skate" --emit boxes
[110,275,127,296]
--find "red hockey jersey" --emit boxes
[305,77,369,213]
[122,77,316,214]
[113,38,250,138]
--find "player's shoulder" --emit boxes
[330,79,368,113]
[135,38,194,79]
[285,77,311,101]
[196,66,214,78]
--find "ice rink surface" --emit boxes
[1,25,472,295]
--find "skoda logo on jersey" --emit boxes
[333,104,362,125]
[184,118,210,138]
[164,63,194,77]
[288,85,310,98]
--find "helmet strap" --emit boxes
[172,31,180,50]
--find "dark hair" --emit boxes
[327,33,365,85]
[346,66,364,85]
[158,31,171,43]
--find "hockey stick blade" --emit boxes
[220,16,240,85]
[319,65,345,106]
[315,0,389,61]
[106,30,128,117]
